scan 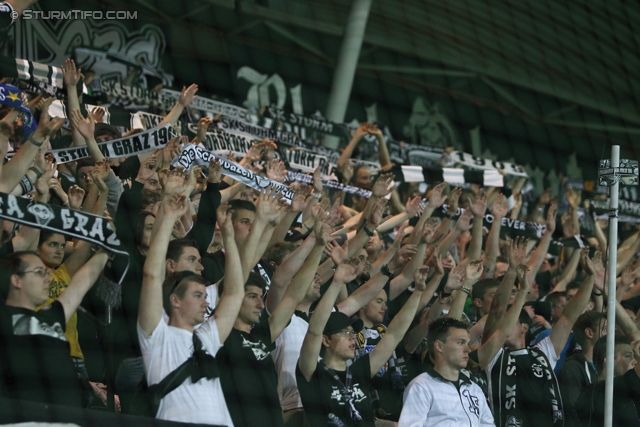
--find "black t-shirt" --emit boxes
[216,320,282,427]
[0,301,82,407]
[297,354,375,427]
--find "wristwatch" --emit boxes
[380,264,394,278]
[359,223,375,237]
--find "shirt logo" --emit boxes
[12,314,67,341]
[462,389,480,417]
[532,364,544,378]
[329,384,366,405]
[507,415,523,427]
[241,335,270,361]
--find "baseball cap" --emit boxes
[323,312,363,336]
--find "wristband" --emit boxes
[460,286,471,295]
[592,291,602,297]
[359,223,375,237]
[28,136,44,147]
[439,290,452,299]
[310,192,322,200]
[28,167,43,181]
[380,264,394,278]
[20,175,34,194]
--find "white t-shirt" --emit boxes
[138,317,233,426]
[273,313,309,411]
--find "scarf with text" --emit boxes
[171,144,294,200]
[0,192,129,284]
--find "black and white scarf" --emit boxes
[497,347,564,427]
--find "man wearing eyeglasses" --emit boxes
[0,247,110,407]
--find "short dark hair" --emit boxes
[471,278,500,301]
[573,311,607,347]
[218,271,266,296]
[594,335,631,373]
[38,231,66,248]
[261,242,297,267]
[566,280,582,292]
[548,292,567,307]
[162,271,209,315]
[75,158,96,180]
[496,256,509,264]
[228,199,256,220]
[0,251,38,300]
[166,239,200,262]
[426,317,470,356]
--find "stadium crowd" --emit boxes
[1,12,640,427]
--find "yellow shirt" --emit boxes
[36,264,83,359]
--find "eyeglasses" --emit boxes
[20,268,52,278]
[335,330,357,337]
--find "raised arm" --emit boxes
[213,203,245,342]
[477,265,531,368]
[0,98,63,193]
[60,59,85,149]
[138,195,188,335]
[159,84,198,126]
[483,194,509,278]
[269,216,332,341]
[446,259,483,320]
[525,203,556,284]
[336,123,367,171]
[57,249,109,323]
[298,261,357,381]
[409,182,447,245]
[437,209,472,257]
[266,232,317,313]
[467,190,487,260]
[550,249,597,356]
[482,237,528,343]
[368,268,426,377]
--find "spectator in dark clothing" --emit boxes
[576,337,640,427]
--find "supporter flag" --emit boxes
[0,84,37,138]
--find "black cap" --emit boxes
[323,312,363,336]
[94,123,122,140]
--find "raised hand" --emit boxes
[196,117,213,139]
[372,173,395,197]
[70,109,95,141]
[405,195,422,218]
[366,123,383,137]
[260,138,277,161]
[163,194,189,220]
[334,260,358,283]
[94,159,111,181]
[314,217,336,247]
[354,122,369,139]
[447,186,463,213]
[465,259,484,283]
[428,182,448,208]
[432,253,445,275]
[455,209,473,231]
[546,203,557,234]
[68,185,85,210]
[509,236,530,266]
[208,157,221,184]
[265,159,287,182]
[445,263,466,293]
[338,160,354,184]
[290,190,308,213]
[491,194,509,218]
[368,197,388,228]
[90,107,106,124]
[244,143,264,164]
[61,59,83,88]
[469,190,487,217]
[566,187,581,209]
[90,167,108,193]
[256,186,283,225]
[162,168,187,196]
[582,248,596,276]
[216,202,235,236]
[389,244,418,270]
[179,84,198,107]
[413,265,430,291]
[312,166,323,193]
[325,240,349,266]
